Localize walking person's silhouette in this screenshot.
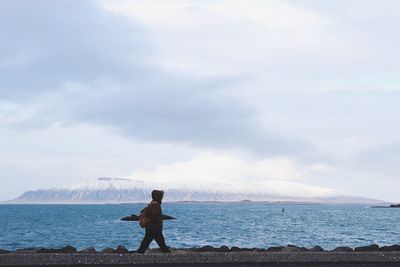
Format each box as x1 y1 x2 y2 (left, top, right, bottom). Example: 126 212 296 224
136 190 171 253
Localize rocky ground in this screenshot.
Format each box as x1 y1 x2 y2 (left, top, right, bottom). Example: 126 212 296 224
1 245 400 266
1 251 400 267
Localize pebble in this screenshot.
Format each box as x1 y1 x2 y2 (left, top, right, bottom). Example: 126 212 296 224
80 247 97 253
354 244 380 252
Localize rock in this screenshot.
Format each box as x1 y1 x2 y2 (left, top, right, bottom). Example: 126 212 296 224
216 246 230 252
0 249 10 254
267 246 284 252
281 245 308 252
121 214 175 221
380 245 400 251
252 248 265 252
15 247 43 253
36 248 53 253
60 245 77 253
332 246 354 252
230 246 241 252
80 247 97 253
197 245 215 252
36 246 76 253
281 247 303 252
355 244 380 252
115 245 129 253
309 245 325 252
121 215 140 221
101 247 115 253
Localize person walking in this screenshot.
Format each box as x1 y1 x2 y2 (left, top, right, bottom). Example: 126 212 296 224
136 190 171 253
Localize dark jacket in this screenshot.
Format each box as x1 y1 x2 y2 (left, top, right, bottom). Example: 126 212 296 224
146 200 163 231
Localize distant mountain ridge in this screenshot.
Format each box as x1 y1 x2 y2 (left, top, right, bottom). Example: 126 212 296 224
8 177 386 204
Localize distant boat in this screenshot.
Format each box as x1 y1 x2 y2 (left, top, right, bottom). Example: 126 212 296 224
390 204 400 208
282 208 285 212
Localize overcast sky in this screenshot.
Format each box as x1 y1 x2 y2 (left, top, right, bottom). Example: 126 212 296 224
1 0 400 202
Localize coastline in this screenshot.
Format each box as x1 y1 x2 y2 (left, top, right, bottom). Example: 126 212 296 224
2 243 400 254
2 244 400 266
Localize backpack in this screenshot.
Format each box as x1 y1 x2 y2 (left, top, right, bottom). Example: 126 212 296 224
139 206 151 228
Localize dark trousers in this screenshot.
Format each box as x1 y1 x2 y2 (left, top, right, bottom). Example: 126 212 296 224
137 228 170 253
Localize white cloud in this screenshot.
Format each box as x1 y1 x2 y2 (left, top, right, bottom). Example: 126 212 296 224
0 0 308 155
101 0 327 31
0 123 199 200
131 153 330 183
209 0 327 32
101 0 333 78
100 0 400 86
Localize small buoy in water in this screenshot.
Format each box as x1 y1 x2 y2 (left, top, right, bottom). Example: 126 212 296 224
282 208 285 212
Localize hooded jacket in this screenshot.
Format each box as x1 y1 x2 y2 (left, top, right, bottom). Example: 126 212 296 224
146 190 164 231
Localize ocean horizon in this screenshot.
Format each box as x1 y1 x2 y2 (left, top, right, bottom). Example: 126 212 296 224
0 200 390 205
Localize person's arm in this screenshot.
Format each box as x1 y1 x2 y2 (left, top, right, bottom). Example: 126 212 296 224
153 204 163 230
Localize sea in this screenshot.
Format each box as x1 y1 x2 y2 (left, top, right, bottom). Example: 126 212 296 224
0 204 399 251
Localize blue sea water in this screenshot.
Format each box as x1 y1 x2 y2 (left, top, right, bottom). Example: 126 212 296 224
0 204 399 251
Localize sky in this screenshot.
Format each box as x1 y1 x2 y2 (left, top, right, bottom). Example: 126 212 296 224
1 0 400 202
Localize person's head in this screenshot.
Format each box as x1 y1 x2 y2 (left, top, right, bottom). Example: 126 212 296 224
151 190 164 203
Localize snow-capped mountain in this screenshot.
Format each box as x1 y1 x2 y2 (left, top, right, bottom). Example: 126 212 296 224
9 177 386 204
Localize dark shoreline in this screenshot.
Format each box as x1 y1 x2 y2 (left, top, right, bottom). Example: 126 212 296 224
1 252 400 267
2 244 400 254
2 245 400 266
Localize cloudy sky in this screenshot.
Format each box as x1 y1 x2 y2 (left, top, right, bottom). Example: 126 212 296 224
1 0 400 202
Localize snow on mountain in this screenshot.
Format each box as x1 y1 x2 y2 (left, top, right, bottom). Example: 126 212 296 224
10 177 386 204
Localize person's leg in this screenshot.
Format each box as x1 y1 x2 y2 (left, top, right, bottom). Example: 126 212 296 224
136 229 154 253
154 231 171 253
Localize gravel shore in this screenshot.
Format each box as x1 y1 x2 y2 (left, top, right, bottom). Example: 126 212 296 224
1 252 400 267
1 244 400 267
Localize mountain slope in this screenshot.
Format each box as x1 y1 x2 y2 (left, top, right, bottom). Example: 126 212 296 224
9 177 386 204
